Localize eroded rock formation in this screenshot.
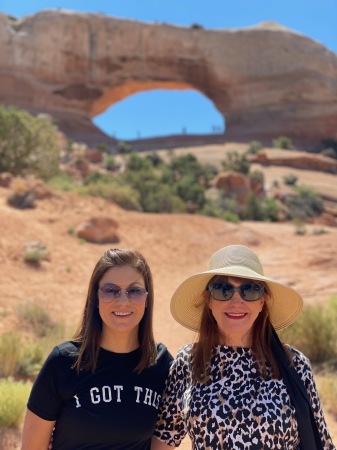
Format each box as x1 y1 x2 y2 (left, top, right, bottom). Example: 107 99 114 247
1 11 337 149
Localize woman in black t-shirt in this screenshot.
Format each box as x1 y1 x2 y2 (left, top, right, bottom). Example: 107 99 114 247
21 248 173 450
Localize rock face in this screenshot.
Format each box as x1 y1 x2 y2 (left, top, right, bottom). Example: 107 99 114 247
251 149 337 173
1 12 337 148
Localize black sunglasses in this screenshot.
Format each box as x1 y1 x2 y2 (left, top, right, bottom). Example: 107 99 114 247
208 282 264 302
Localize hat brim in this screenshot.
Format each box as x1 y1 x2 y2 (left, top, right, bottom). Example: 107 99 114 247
170 266 303 332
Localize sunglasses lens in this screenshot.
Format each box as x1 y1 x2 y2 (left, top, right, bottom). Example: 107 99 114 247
100 285 119 297
127 287 148 301
208 282 263 301
209 282 233 300
241 283 263 301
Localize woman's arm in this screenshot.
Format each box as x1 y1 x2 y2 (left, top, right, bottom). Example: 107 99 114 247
151 436 175 449
21 409 56 450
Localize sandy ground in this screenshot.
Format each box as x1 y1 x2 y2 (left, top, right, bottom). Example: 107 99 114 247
0 160 336 447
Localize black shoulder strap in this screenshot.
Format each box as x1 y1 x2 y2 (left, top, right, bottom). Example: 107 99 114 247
271 328 323 450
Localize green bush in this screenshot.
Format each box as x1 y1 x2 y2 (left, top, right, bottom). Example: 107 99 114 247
0 378 32 428
46 173 76 192
286 185 324 220
174 175 206 209
248 140 263 154
283 174 298 186
16 341 46 378
280 296 337 363
79 181 142 211
23 248 47 265
221 151 250 175
0 106 61 179
104 155 116 171
242 194 265 221
272 136 293 149
321 138 337 152
18 303 57 338
321 147 337 159
0 333 21 378
117 141 133 154
316 373 337 417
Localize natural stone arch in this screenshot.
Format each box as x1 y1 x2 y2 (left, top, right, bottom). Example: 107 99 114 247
0 11 337 149
93 85 225 141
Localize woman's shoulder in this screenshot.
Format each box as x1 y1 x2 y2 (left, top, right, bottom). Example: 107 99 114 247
47 340 80 362
156 342 174 366
284 344 312 370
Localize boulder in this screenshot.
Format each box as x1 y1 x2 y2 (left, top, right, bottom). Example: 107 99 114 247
75 217 119 244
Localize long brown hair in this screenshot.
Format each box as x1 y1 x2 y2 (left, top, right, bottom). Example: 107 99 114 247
191 275 280 382
72 248 156 373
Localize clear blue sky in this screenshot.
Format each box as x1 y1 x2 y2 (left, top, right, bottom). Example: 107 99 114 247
2 0 337 140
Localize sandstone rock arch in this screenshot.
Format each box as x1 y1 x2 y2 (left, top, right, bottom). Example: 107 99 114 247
1 11 337 149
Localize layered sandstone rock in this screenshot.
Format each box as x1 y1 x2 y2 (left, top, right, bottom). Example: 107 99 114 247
251 149 337 173
1 12 337 148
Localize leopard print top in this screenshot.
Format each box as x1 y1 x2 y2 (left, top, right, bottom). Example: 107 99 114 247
154 344 335 449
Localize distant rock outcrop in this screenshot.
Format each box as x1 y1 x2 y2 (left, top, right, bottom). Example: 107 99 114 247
251 149 337 173
1 12 337 148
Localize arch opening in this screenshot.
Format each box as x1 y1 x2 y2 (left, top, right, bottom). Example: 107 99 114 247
93 89 225 141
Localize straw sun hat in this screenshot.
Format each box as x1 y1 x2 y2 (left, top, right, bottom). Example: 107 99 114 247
170 245 303 332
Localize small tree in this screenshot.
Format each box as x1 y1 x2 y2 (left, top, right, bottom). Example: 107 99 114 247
0 106 60 179
272 136 293 150
221 151 250 175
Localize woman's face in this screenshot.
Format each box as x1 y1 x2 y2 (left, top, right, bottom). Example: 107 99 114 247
98 265 147 348
208 276 265 347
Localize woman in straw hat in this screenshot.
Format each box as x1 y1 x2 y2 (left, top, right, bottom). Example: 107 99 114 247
152 245 335 450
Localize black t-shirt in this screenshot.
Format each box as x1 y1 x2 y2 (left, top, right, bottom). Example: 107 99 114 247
27 341 173 449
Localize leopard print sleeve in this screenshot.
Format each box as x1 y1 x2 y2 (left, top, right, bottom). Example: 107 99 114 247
288 346 336 450
154 344 192 447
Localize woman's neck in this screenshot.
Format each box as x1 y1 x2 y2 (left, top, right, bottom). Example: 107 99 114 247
100 330 140 353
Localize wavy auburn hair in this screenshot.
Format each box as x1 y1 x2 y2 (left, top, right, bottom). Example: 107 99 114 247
191 275 281 383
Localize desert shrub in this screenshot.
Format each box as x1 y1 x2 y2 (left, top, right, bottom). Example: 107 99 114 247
249 170 264 184
83 172 113 185
221 151 250 175
248 140 262 154
174 175 206 209
117 141 132 154
286 186 324 220
0 378 32 428
272 135 293 149
170 153 216 182
242 194 265 221
0 106 61 179
16 340 46 378
23 242 49 266
223 211 240 223
79 181 141 211
262 197 281 222
46 173 76 192
141 184 185 213
96 142 109 153
23 248 45 265
315 373 337 417
280 296 337 363
321 147 337 159
321 138 337 152
145 152 163 167
0 333 21 378
126 152 154 171
18 303 57 338
283 174 298 186
104 155 116 171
